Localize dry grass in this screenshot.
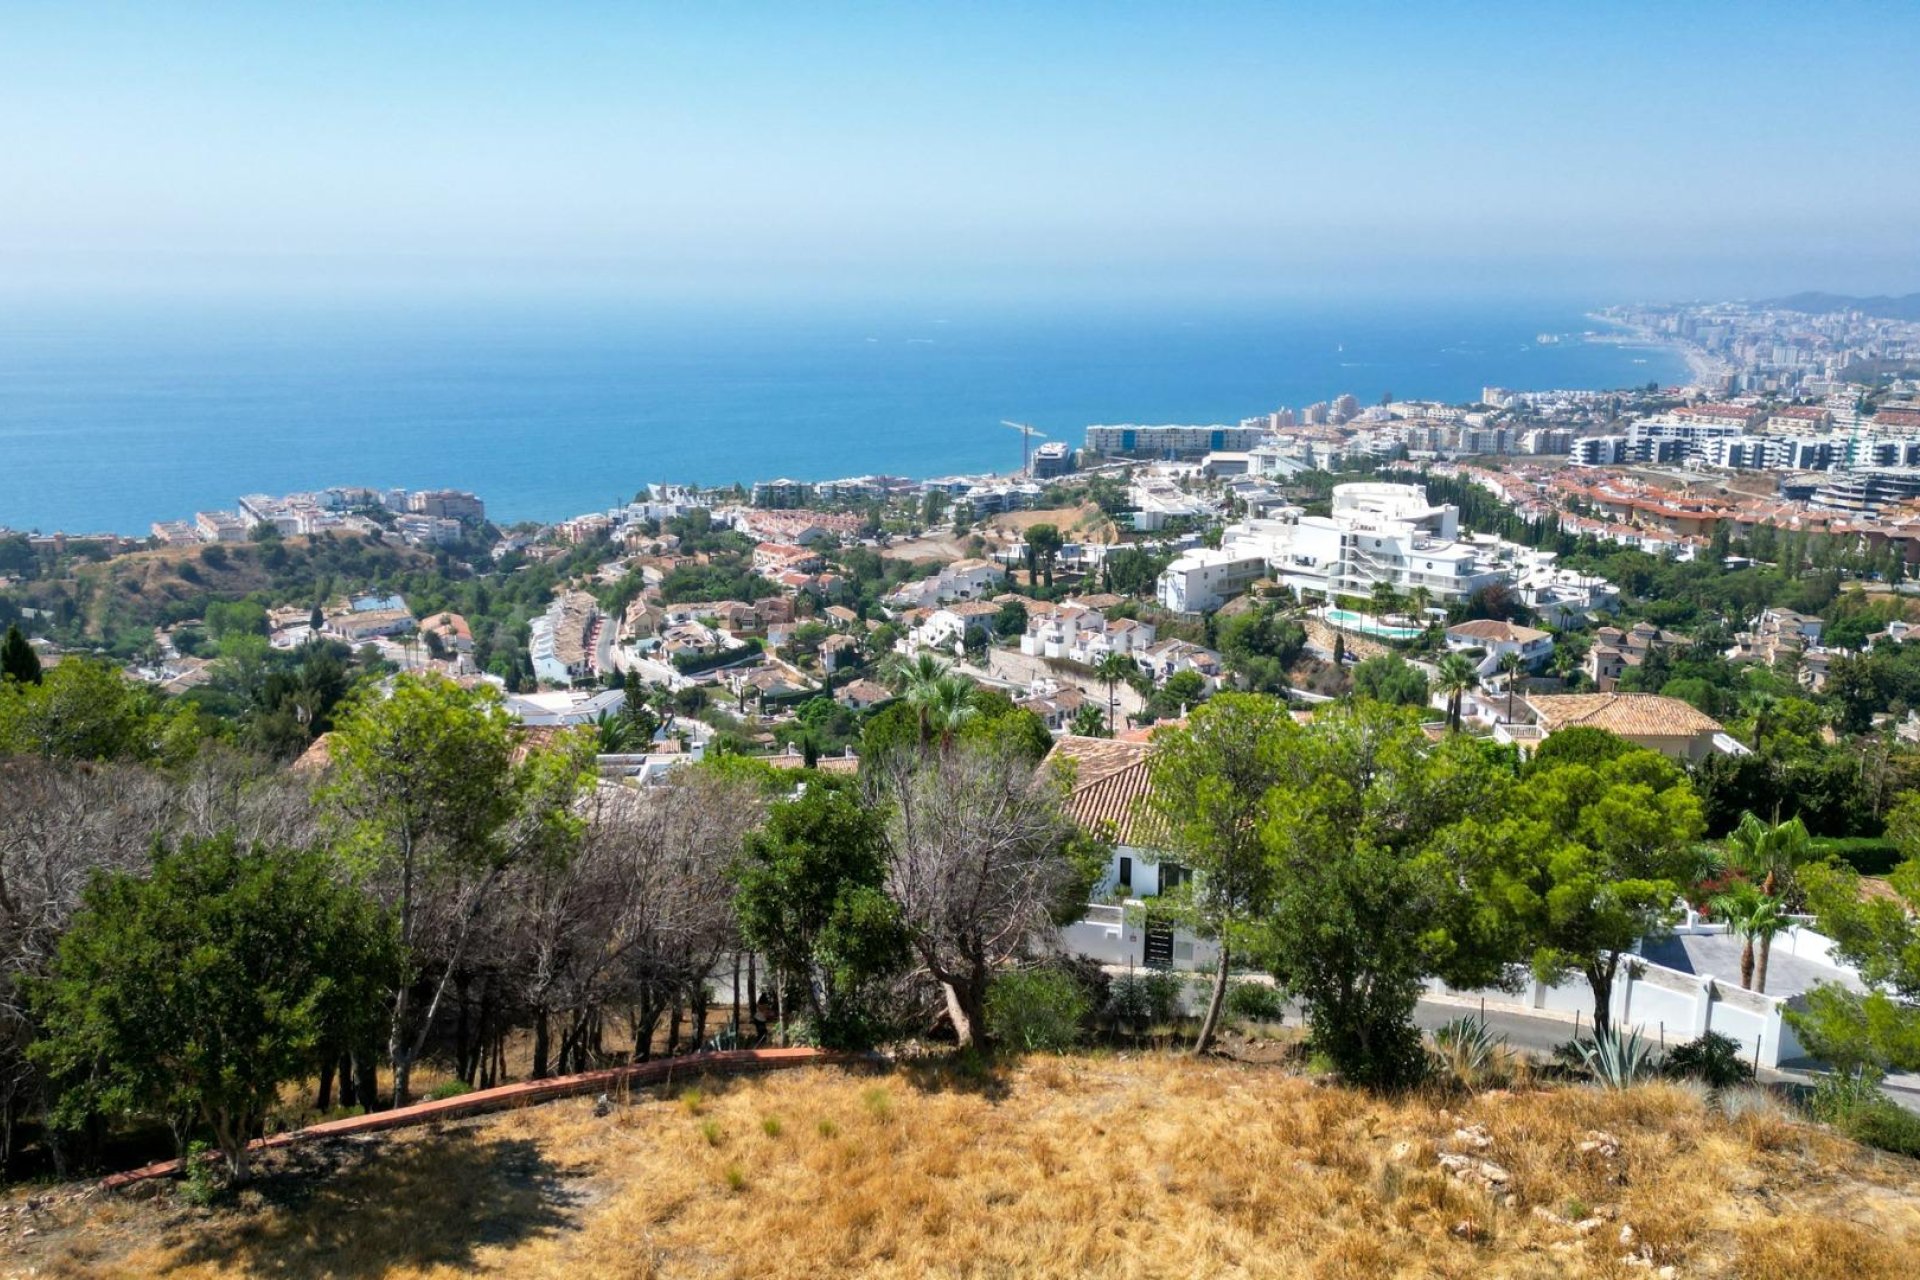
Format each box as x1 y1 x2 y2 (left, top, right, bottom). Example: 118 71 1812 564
10 1055 1920 1278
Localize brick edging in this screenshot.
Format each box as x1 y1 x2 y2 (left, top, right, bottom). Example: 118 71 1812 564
101 1046 870 1190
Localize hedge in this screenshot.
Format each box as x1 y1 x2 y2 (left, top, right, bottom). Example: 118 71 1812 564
1810 836 1903 877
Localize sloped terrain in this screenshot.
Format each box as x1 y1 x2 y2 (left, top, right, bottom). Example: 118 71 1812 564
6 1054 1920 1278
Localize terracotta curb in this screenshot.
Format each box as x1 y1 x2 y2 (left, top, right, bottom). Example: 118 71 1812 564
101 1046 870 1190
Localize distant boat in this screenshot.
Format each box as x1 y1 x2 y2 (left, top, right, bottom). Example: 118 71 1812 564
1535 333 1562 344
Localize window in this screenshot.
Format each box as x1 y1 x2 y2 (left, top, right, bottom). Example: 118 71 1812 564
1160 862 1191 892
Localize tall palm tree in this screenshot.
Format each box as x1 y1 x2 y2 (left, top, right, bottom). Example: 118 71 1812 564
1497 650 1525 722
1434 652 1479 732
1707 881 1788 991
1408 585 1433 621
1094 651 1135 736
1725 809 1812 990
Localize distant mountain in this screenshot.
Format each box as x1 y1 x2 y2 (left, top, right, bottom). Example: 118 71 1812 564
1764 291 1920 321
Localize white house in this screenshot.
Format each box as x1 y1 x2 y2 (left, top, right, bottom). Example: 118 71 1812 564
886 558 1007 609
1155 549 1267 614
1443 618 1555 679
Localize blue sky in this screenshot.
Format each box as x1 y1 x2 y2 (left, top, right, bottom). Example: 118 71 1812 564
3 1 1917 303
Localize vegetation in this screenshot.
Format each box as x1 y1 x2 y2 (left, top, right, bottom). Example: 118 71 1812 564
29 835 395 1180
12 1058 1920 1278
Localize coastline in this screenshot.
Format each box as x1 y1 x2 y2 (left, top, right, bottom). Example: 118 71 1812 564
1581 311 1727 389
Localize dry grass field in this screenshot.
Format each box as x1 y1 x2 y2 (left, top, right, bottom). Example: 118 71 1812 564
8 1053 1920 1279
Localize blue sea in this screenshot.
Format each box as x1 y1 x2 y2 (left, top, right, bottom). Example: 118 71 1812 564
0 299 1684 535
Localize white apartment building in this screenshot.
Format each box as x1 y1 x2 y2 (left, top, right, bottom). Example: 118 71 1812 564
1019 604 1157 664
1155 549 1268 615
1215 482 1506 606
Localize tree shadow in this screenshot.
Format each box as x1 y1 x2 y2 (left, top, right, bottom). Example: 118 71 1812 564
895 1052 1012 1102
158 1130 589 1278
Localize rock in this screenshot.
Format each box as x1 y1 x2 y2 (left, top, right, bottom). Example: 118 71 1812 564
1530 1205 1565 1226
1388 1140 1414 1162
1450 1219 1481 1241
1573 1217 1605 1235
1436 1152 1509 1190
1452 1124 1493 1150
1578 1129 1623 1158
1619 1224 1638 1248
593 1092 613 1118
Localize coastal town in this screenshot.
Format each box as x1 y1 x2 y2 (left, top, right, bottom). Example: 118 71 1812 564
6 293 1920 1057
6 298 1918 750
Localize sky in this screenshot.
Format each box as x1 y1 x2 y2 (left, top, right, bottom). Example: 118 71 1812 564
3 1 1918 306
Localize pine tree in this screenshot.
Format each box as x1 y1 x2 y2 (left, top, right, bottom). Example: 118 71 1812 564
1 624 42 686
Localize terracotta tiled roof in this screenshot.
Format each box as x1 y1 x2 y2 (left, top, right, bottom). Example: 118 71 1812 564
1045 737 1159 846
1447 619 1551 645
1526 693 1724 739
1046 735 1153 788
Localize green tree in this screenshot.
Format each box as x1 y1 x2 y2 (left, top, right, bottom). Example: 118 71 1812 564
733 779 908 1048
1791 855 1920 1073
0 658 202 765
322 675 585 1105
1144 694 1299 1054
1707 880 1786 991
1514 749 1705 1033
1722 809 1813 991
1025 524 1065 589
1094 651 1135 735
1433 652 1479 731
0 625 41 687
1497 650 1525 722
29 835 396 1180
1349 652 1429 708
1069 702 1109 737
1259 705 1531 1086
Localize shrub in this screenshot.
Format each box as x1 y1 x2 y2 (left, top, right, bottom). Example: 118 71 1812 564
1430 1015 1506 1085
428 1079 474 1101
1808 837 1902 877
987 967 1090 1052
1808 1068 1920 1158
1224 980 1285 1024
1560 1026 1661 1089
1105 970 1187 1025
1663 1031 1755 1089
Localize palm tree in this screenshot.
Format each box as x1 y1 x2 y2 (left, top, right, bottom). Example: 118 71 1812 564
1369 579 1402 622
891 653 952 745
1434 652 1479 732
1707 881 1789 991
592 709 645 754
924 673 979 748
1069 702 1109 738
1725 809 1812 991
1408 585 1433 622
1497 650 1525 722
1094 651 1135 735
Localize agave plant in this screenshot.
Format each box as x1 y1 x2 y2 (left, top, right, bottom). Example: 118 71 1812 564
1566 1026 1662 1089
1430 1015 1507 1083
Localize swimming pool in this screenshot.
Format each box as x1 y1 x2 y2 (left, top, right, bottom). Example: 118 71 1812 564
1322 608 1424 641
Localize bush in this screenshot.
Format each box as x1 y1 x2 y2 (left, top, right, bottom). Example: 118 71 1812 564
1559 1026 1661 1089
1107 970 1188 1025
988 967 1090 1052
1808 1068 1920 1158
1808 837 1902 877
1663 1031 1755 1089
1430 1015 1506 1085
1224 980 1285 1024
428 1079 474 1101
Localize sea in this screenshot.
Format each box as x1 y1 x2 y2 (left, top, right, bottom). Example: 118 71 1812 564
0 299 1685 535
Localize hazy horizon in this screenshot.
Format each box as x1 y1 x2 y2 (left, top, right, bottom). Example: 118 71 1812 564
4 2 1917 306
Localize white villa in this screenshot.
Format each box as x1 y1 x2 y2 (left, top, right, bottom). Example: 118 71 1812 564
1020 603 1158 665
1216 482 1508 607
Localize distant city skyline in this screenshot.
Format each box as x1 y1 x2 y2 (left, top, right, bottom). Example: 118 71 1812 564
2 2 1918 303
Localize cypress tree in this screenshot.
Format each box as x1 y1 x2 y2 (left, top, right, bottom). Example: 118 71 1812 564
1 624 42 685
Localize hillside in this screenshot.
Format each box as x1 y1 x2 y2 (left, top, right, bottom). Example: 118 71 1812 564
7 1055 1918 1278
7 534 443 647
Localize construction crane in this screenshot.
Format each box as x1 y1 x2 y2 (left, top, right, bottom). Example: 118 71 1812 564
1001 420 1047 474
